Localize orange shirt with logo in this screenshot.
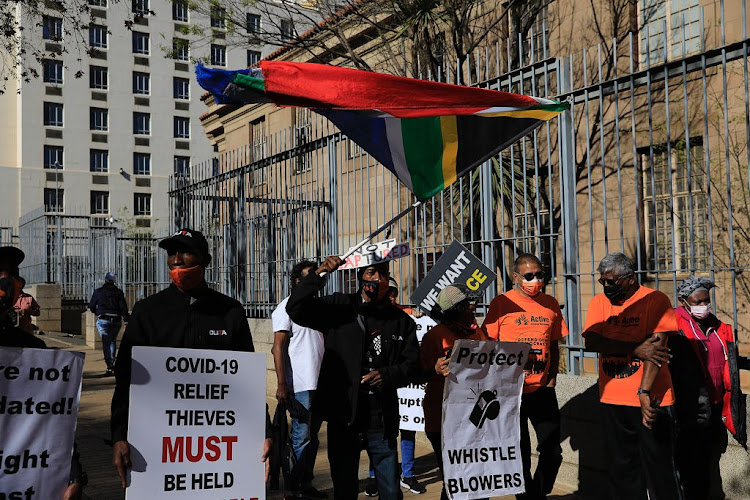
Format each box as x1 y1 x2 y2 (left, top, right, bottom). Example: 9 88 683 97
582 285 677 407
420 323 485 433
481 289 569 393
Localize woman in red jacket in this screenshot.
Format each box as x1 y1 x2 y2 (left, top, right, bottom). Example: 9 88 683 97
670 276 749 500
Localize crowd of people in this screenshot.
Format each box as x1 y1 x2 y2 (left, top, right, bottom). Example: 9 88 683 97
1 228 748 500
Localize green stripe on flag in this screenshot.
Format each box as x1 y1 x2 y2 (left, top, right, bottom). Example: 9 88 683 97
400 117 446 200
232 73 266 93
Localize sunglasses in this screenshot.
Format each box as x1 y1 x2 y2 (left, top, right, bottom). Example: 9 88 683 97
598 274 631 287
517 271 545 281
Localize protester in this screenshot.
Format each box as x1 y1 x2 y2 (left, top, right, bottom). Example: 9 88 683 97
670 275 749 499
366 277 427 496
13 276 40 334
110 229 272 489
0 246 87 499
420 284 486 500
89 272 129 375
582 252 682 499
271 259 327 499
287 257 420 500
481 253 568 500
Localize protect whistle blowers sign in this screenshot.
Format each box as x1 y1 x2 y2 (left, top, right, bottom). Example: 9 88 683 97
126 347 266 499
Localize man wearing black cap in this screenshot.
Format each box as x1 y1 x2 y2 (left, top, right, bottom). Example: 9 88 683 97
1 246 88 498
89 272 130 375
287 257 420 500
110 228 272 489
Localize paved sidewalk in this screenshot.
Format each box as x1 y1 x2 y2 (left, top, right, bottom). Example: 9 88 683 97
47 336 579 500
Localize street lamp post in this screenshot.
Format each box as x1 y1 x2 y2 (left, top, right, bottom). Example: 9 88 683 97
53 161 62 284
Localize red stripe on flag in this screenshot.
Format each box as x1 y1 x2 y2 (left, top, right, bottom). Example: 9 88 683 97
259 61 539 117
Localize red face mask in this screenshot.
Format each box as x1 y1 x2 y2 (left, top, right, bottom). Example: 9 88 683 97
169 265 205 291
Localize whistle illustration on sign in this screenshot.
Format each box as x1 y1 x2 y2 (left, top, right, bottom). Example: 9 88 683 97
469 389 500 428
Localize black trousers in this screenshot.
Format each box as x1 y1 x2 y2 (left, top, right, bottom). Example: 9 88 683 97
601 403 683 500
675 403 727 500
517 387 563 500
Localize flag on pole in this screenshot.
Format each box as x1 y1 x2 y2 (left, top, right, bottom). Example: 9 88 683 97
197 61 568 201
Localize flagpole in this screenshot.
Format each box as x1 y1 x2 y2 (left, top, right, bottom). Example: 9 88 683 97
319 200 421 276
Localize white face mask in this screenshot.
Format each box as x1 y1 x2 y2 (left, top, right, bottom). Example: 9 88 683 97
688 304 711 320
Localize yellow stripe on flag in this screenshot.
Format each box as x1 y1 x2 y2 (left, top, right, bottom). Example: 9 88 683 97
440 115 459 187
476 109 562 120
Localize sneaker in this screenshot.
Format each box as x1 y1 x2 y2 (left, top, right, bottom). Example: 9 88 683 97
364 477 378 497
400 476 426 494
300 486 328 499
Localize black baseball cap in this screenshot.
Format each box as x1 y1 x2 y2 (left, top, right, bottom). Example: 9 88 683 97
0 246 24 273
158 229 210 257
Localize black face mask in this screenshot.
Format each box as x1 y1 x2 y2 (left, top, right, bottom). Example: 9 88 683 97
603 284 626 303
0 276 21 325
362 279 381 300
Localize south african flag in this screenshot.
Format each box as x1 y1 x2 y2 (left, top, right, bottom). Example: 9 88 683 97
197 61 568 201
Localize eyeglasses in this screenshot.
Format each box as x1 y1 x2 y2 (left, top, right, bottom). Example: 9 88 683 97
598 274 631 287
517 271 545 281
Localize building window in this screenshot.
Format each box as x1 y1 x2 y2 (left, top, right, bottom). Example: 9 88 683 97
89 65 108 89
280 19 294 41
247 50 261 67
640 0 700 65
88 0 107 6
89 24 107 49
90 107 108 131
132 31 149 55
173 38 189 61
642 138 708 272
174 117 190 139
43 102 63 127
44 188 64 213
43 16 63 40
44 146 64 169
134 193 152 216
172 0 188 21
90 149 109 172
210 6 226 28
247 13 261 34
43 60 63 84
133 112 150 135
133 152 151 175
90 191 109 215
132 0 149 15
174 156 190 177
210 44 226 67
133 72 150 95
250 117 266 158
173 77 189 99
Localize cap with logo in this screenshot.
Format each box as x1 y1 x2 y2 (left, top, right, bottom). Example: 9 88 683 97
0 246 25 274
158 229 210 257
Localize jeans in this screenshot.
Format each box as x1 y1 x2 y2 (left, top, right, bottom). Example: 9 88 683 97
95 317 120 369
289 390 322 489
368 429 416 478
328 425 403 500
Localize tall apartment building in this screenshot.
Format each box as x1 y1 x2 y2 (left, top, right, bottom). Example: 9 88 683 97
0 0 289 236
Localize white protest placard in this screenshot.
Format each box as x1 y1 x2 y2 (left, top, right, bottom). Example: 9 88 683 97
338 239 410 270
442 340 528 499
126 347 266 500
398 315 436 431
0 347 84 500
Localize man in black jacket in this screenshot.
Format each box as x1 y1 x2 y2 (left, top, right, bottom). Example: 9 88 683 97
287 256 420 500
89 272 129 375
110 229 272 489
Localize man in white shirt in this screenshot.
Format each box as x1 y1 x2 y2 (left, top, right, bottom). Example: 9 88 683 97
272 260 326 499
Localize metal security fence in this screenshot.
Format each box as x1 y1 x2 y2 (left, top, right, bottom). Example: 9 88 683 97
170 2 750 374
18 208 170 304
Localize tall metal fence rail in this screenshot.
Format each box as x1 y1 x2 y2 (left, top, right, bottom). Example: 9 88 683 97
170 3 750 374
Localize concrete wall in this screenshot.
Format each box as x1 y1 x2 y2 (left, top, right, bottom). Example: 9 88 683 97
26 283 61 332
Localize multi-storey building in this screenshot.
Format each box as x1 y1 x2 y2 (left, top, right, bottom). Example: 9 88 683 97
0 0 289 236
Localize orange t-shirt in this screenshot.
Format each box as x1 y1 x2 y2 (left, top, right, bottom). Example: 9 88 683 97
582 286 677 407
481 289 569 393
420 323 485 433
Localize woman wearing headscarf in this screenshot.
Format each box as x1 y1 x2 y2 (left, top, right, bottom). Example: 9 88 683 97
420 284 486 500
670 276 749 499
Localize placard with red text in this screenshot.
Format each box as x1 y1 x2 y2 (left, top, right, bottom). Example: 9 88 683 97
126 346 265 500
